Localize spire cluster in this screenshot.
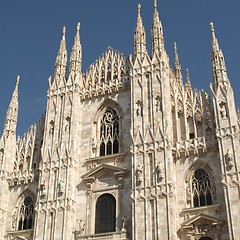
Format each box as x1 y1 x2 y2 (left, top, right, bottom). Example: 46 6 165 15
51 23 82 90
134 0 165 61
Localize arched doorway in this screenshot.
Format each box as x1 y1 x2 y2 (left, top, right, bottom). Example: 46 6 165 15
95 194 116 234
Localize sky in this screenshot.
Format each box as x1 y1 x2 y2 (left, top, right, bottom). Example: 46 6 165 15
0 0 240 136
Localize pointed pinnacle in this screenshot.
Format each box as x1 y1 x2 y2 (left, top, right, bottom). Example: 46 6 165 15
186 68 190 79
174 42 180 67
63 26 66 36
16 75 20 86
154 0 157 8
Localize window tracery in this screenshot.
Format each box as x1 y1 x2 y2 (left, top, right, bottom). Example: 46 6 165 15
190 168 213 207
17 196 35 230
99 108 120 156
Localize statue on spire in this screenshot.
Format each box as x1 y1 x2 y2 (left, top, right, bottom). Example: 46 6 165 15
70 22 82 74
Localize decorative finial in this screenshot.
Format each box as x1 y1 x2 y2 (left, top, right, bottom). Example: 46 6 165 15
16 75 20 85
210 22 214 33
138 3 141 14
63 26 66 35
77 22 80 32
154 0 157 8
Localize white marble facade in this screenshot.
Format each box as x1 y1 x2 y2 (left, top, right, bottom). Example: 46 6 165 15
0 1 240 240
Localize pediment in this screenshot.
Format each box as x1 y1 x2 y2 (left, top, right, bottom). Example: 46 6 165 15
82 164 127 182
181 213 224 229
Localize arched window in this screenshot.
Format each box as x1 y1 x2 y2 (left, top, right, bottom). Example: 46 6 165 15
191 169 213 207
18 196 35 230
99 107 120 156
95 194 116 234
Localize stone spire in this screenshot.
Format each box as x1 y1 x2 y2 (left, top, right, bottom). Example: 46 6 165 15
54 26 67 81
151 0 164 57
70 22 82 74
3 75 20 135
210 22 229 88
174 42 183 84
134 3 147 61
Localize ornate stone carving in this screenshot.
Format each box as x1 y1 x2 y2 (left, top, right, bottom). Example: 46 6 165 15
77 219 86 235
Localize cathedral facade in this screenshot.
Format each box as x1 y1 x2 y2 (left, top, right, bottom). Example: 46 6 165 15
0 1 240 240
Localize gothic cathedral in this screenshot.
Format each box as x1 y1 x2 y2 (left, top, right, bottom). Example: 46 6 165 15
0 1 239 240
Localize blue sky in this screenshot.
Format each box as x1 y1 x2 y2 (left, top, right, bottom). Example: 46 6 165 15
0 0 240 136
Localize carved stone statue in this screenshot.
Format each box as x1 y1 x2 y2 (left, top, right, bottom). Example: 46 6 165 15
186 186 191 203
58 180 64 194
49 120 54 135
136 165 143 185
40 180 47 196
12 212 17 230
0 149 3 162
91 138 97 153
220 103 227 119
155 97 161 112
225 149 234 169
65 116 71 131
121 215 128 231
136 101 142 117
155 165 163 182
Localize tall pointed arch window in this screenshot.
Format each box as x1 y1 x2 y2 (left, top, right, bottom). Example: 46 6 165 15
18 196 35 230
191 168 213 207
99 107 120 156
95 194 116 234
